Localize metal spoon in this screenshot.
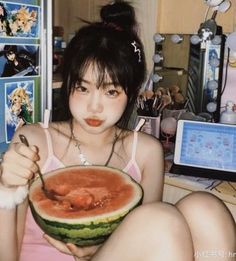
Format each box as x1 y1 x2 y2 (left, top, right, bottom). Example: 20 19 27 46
19 134 62 201
19 135 107 211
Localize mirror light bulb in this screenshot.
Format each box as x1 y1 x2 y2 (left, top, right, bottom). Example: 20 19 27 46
207 80 218 90
171 34 183 44
209 57 220 67
207 102 217 112
212 35 222 45
153 33 165 43
190 35 202 45
151 73 163 83
152 54 163 63
226 32 236 52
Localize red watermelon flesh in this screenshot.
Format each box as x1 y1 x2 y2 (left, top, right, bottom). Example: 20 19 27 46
31 168 135 218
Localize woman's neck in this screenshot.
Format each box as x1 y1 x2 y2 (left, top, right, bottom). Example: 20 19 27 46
71 120 118 147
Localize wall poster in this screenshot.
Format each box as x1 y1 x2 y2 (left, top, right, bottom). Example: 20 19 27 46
0 0 41 155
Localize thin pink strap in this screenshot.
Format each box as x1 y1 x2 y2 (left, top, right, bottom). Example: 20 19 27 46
43 129 54 156
131 131 138 160
42 109 50 128
38 123 54 156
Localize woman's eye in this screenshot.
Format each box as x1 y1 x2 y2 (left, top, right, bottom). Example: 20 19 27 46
106 89 119 97
75 86 88 93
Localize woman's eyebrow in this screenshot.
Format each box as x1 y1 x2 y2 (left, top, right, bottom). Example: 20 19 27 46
80 79 90 84
102 82 116 87
80 78 117 87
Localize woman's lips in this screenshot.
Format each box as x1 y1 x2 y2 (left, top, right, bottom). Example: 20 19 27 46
85 118 103 127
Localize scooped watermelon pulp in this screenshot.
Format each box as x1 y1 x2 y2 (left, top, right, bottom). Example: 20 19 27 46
29 165 143 246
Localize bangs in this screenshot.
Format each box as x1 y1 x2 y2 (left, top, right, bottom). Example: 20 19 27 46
66 34 131 93
70 57 126 91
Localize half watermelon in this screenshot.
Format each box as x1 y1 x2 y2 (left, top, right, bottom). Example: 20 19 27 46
29 165 143 246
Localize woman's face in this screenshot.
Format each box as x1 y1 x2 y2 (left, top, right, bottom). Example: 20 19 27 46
69 64 128 134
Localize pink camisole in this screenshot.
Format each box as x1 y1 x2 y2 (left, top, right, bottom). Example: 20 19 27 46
20 127 141 261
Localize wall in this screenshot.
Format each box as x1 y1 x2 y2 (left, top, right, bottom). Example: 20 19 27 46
156 0 236 34
53 0 157 74
221 64 236 108
53 0 110 43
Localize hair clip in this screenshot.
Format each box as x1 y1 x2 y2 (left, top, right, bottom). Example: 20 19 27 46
131 41 141 63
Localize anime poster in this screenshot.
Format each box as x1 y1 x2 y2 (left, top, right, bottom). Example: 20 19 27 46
0 1 40 38
0 44 39 77
5 79 34 142
0 0 42 156
202 42 221 114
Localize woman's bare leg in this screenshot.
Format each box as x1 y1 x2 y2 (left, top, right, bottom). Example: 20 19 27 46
176 192 236 261
92 202 194 261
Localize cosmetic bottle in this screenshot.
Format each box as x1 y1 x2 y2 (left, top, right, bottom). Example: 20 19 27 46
220 101 236 124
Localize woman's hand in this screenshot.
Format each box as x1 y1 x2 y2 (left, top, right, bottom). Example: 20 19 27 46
43 234 101 260
1 142 39 187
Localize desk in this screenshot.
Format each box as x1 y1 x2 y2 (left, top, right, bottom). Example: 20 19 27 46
163 173 236 221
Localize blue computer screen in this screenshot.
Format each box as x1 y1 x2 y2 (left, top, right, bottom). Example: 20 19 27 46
180 122 236 171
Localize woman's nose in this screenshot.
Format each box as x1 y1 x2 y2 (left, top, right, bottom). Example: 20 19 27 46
87 91 103 113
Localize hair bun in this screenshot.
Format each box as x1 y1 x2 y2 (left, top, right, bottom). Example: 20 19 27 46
100 1 137 32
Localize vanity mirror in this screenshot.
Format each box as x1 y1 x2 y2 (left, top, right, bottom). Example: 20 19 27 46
152 32 225 122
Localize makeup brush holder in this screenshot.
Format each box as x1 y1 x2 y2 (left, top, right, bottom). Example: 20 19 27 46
137 116 161 139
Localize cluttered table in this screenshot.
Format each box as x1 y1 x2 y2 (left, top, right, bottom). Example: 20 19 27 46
163 157 236 221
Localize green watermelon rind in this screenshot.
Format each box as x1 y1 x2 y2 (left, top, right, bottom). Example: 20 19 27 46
29 165 143 246
30 201 134 246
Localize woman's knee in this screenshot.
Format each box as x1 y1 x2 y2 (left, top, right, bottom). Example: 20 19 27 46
176 191 234 220
126 202 192 240
129 202 183 223
125 202 194 258
96 203 194 261
176 191 236 244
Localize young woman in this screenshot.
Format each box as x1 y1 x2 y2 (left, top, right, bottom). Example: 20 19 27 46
0 1 235 261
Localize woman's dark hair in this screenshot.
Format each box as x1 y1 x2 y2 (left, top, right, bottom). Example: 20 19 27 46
59 1 146 128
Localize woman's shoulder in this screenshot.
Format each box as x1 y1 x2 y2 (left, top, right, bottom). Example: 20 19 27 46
11 121 70 166
136 131 163 150
135 131 164 166
12 122 44 143
120 129 163 159
12 121 70 145
120 129 162 148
